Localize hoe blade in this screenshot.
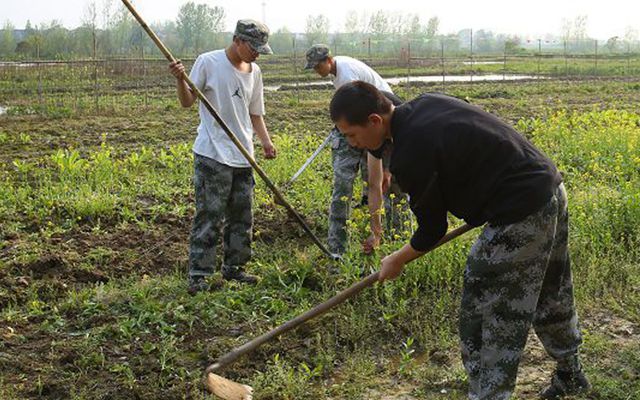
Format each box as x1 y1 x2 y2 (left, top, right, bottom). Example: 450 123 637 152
205 373 253 400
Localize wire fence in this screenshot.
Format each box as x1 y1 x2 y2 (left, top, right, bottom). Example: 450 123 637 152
1 39 639 116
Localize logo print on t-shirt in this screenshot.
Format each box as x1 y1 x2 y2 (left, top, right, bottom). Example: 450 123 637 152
232 87 243 99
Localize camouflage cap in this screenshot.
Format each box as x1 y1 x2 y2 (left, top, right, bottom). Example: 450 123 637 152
235 19 273 55
304 44 331 69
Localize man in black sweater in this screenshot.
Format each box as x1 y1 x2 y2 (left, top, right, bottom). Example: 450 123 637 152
329 81 590 399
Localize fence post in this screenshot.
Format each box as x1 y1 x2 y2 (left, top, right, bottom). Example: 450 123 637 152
503 42 507 81
37 42 43 113
293 36 299 103
93 34 99 114
594 39 598 76
441 39 445 92
407 40 411 88
627 42 631 75
537 38 541 82
142 45 148 107
469 28 473 83
564 40 568 77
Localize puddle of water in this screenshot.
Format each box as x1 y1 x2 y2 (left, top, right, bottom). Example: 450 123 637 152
463 61 504 65
266 74 541 91
386 74 539 84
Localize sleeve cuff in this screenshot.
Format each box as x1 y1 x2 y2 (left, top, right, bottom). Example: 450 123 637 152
410 232 440 252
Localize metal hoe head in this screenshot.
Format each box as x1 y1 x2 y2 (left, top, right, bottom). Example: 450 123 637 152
205 372 253 400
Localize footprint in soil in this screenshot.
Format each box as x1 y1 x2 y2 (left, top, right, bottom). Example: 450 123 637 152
25 255 67 278
17 255 109 283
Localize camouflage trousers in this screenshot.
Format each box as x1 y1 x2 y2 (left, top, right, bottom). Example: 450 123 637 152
328 128 408 254
460 183 583 400
189 154 253 279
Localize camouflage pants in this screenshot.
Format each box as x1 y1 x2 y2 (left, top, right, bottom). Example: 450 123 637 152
460 183 583 400
327 129 407 254
189 154 253 279
328 128 367 254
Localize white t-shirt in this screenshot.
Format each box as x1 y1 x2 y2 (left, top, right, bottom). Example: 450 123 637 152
332 56 392 93
189 49 265 168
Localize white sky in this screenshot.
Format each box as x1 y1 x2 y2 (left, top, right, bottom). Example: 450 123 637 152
3 0 639 39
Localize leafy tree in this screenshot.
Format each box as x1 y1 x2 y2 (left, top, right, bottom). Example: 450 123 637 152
503 35 522 54
0 21 16 57
40 20 71 59
269 26 293 54
342 10 369 50
108 4 135 55
605 36 619 53
305 14 329 46
176 2 226 54
474 29 496 53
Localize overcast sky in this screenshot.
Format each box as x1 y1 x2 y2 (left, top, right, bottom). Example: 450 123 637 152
3 0 639 39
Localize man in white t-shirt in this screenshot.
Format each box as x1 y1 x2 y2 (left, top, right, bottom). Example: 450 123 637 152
304 44 407 256
169 20 276 294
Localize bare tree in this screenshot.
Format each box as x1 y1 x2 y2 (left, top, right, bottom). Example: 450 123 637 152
344 10 359 35
405 14 423 40
573 15 588 42
81 1 99 57
560 17 572 43
367 10 389 40
624 26 638 45
388 12 405 37
426 16 440 39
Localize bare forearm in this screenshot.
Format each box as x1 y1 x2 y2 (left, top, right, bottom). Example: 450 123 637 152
393 242 426 264
378 242 426 282
176 78 196 107
251 114 276 159
168 60 196 107
368 186 383 237
251 114 270 144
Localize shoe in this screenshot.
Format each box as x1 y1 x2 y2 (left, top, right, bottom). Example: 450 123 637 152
222 266 258 285
540 368 591 399
188 277 209 295
187 276 223 295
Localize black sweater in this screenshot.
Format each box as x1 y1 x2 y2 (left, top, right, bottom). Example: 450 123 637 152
389 94 562 251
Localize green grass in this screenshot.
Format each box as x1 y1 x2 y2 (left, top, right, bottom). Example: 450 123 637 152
1 78 639 399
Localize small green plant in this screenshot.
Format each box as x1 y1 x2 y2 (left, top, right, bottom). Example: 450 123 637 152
399 336 416 376
18 132 32 144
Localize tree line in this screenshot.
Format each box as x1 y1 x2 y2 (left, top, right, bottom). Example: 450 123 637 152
0 1 638 60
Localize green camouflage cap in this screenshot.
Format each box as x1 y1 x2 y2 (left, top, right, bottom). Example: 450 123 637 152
235 19 273 55
304 44 330 69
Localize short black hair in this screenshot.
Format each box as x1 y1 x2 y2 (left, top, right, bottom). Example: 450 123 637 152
330 81 392 125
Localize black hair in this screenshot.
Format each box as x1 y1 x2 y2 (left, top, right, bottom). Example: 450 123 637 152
330 81 392 125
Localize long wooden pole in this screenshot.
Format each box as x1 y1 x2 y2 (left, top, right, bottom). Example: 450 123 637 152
121 0 335 259
206 223 475 373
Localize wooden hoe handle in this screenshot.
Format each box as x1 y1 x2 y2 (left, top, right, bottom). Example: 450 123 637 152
206 223 474 373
